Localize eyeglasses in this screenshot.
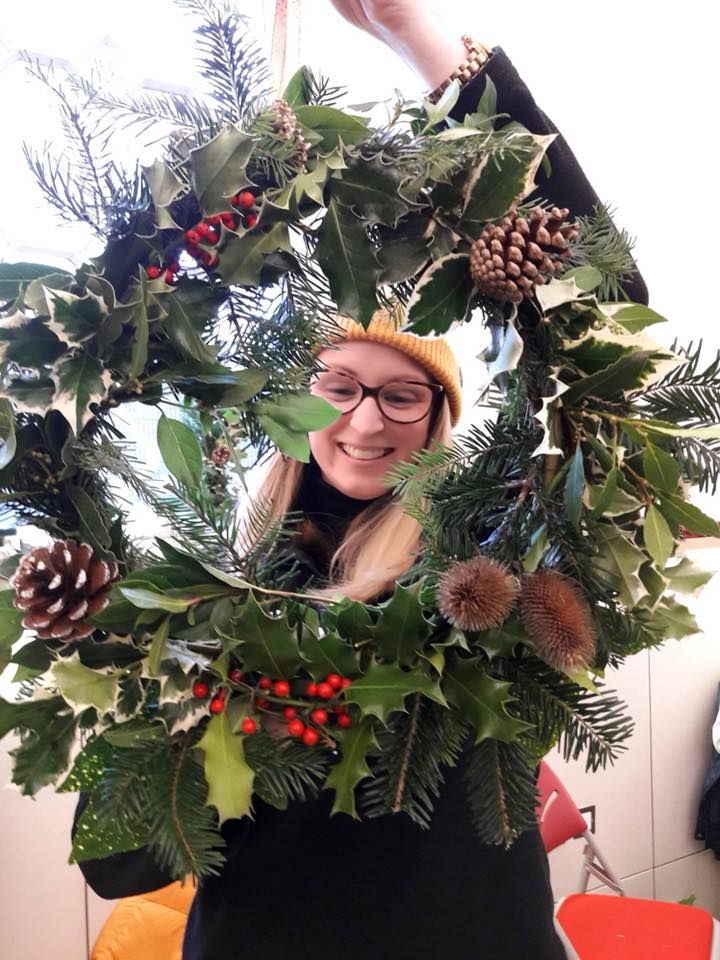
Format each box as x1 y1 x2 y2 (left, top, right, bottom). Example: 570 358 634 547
310 370 444 424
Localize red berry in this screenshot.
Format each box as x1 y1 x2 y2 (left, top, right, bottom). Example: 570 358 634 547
283 705 296 720
255 697 270 709
220 212 235 228
146 265 161 279
244 213 258 229
192 680 210 699
163 268 175 284
287 718 305 737
333 705 347 716
302 727 319 746
205 228 220 244
340 677 352 689
240 717 257 734
337 713 352 728
272 680 290 698
207 214 222 225
325 673 343 691
216 686 227 700
310 708 328 725
195 221 210 238
185 229 200 245
235 190 255 210
305 682 318 697
316 682 334 700
200 251 219 268
209 698 225 714
229 668 244 683
258 677 272 690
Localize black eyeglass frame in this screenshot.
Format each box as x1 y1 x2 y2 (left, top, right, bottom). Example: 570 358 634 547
311 370 445 424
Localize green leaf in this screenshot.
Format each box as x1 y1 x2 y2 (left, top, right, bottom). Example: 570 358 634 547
0 590 24 672
196 699 255 824
142 158 185 210
463 134 553 221
222 591 302 677
643 443 679 494
443 658 530 744
342 660 447 725
50 353 111 435
405 254 474 335
119 586 192 613
157 414 203 488
293 105 369 152
127 293 149 378
373 582 433 666
155 363 270 406
335 601 374 642
190 126 254 215
9 710 78 795
332 153 415 228
0 398 17 470
657 494 720 537
563 446 585 527
597 302 668 333
588 467 619 520
217 222 294 287
593 524 648 607
255 393 340 462
560 266 603 292
315 198 381 329
49 651 121 715
585 480 642 517
300 627 360 681
0 262 72 300
654 596 700 640
162 294 218 366
282 66 310 107
664 556 714 596
70 790 147 862
561 351 657 405
324 715 377 819
618 418 720 441
46 289 107 348
101 719 167 748
522 524 549 572
535 277 585 312
147 616 171 677
66 486 111 551
377 234 430 285
0 694 68 741
644 503 674 568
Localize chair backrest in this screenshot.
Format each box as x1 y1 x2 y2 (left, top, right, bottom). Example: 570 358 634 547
536 761 590 853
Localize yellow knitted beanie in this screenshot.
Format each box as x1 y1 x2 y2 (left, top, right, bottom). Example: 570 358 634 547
318 307 463 426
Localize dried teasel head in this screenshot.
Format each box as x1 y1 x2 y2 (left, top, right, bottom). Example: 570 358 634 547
436 555 518 632
519 569 595 672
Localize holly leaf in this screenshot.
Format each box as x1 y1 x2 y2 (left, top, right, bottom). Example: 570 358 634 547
644 503 674 568
217 222 293 287
293 105 369 152
0 262 72 300
196 699 255 824
50 354 112 436
563 445 585 527
332 153 416 228
9 709 78 795
143 158 185 220
0 694 68 740
342 660 447 725
299 627 360 680
162 293 219 366
222 591 302 676
664 556 714 596
561 351 657 405
157 413 203 488
657 494 720 537
46 288 107 348
190 126 254 215
593 524 648 607
324 715 377 819
373 582 433 666
443 658 530 744
0 589 24 672
463 134 554 221
0 377 55 416
315 198 381 329
654 596 701 640
335 600 374 642
643 443 680 494
597 302 667 334
475 620 526 660
405 254 474 335
0 399 17 470
49 651 122 715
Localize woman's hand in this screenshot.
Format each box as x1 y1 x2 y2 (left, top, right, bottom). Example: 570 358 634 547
326 0 473 91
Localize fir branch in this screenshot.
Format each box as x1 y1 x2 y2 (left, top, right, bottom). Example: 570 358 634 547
511 659 634 772
462 739 538 847
671 436 720 495
243 730 329 808
566 203 638 302
358 698 469 828
303 67 347 108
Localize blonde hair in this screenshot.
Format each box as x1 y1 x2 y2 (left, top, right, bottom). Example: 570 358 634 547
244 396 454 603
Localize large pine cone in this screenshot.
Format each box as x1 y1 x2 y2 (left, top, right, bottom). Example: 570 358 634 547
469 204 579 303
269 98 309 170
10 540 119 641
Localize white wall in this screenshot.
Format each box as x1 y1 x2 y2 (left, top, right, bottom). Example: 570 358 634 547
1 2 719 957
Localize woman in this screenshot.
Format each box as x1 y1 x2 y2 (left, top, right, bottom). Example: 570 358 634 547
76 3 647 957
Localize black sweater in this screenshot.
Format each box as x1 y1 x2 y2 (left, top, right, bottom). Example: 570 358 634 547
74 48 649 958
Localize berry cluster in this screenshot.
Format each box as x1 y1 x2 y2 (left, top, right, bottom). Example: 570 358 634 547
191 669 353 747
145 191 260 281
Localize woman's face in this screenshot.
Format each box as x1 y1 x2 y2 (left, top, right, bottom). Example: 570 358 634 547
308 340 437 500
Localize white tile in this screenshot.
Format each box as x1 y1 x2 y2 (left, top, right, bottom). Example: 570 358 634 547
0 736 88 960
654 850 720 918
650 626 720 865
545 650 653 897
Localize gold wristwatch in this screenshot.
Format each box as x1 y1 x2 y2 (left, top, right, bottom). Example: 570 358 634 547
427 35 492 104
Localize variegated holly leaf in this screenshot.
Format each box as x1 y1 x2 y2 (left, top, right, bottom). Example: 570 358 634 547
342 660 447 724
593 524 648 607
664 557 714 596
463 133 555 221
405 253 474 335
373 582 433 666
531 371 569 457
443 657 530 744
49 651 122 716
0 399 17 470
46 288 108 348
324 715 378 818
50 354 112 435
197 698 255 824
654 596 701 640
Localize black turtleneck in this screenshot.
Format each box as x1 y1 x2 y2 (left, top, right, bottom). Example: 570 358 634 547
293 455 382 547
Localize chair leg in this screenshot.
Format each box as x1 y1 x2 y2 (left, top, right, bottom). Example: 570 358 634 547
553 912 580 960
580 829 625 895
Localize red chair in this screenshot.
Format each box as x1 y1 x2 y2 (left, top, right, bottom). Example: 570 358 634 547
536 761 720 959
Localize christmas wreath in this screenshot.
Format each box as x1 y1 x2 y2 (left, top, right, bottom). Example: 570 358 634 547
1 1 719 882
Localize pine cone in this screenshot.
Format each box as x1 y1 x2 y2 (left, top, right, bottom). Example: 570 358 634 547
9 540 119 641
269 98 309 170
469 204 579 303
